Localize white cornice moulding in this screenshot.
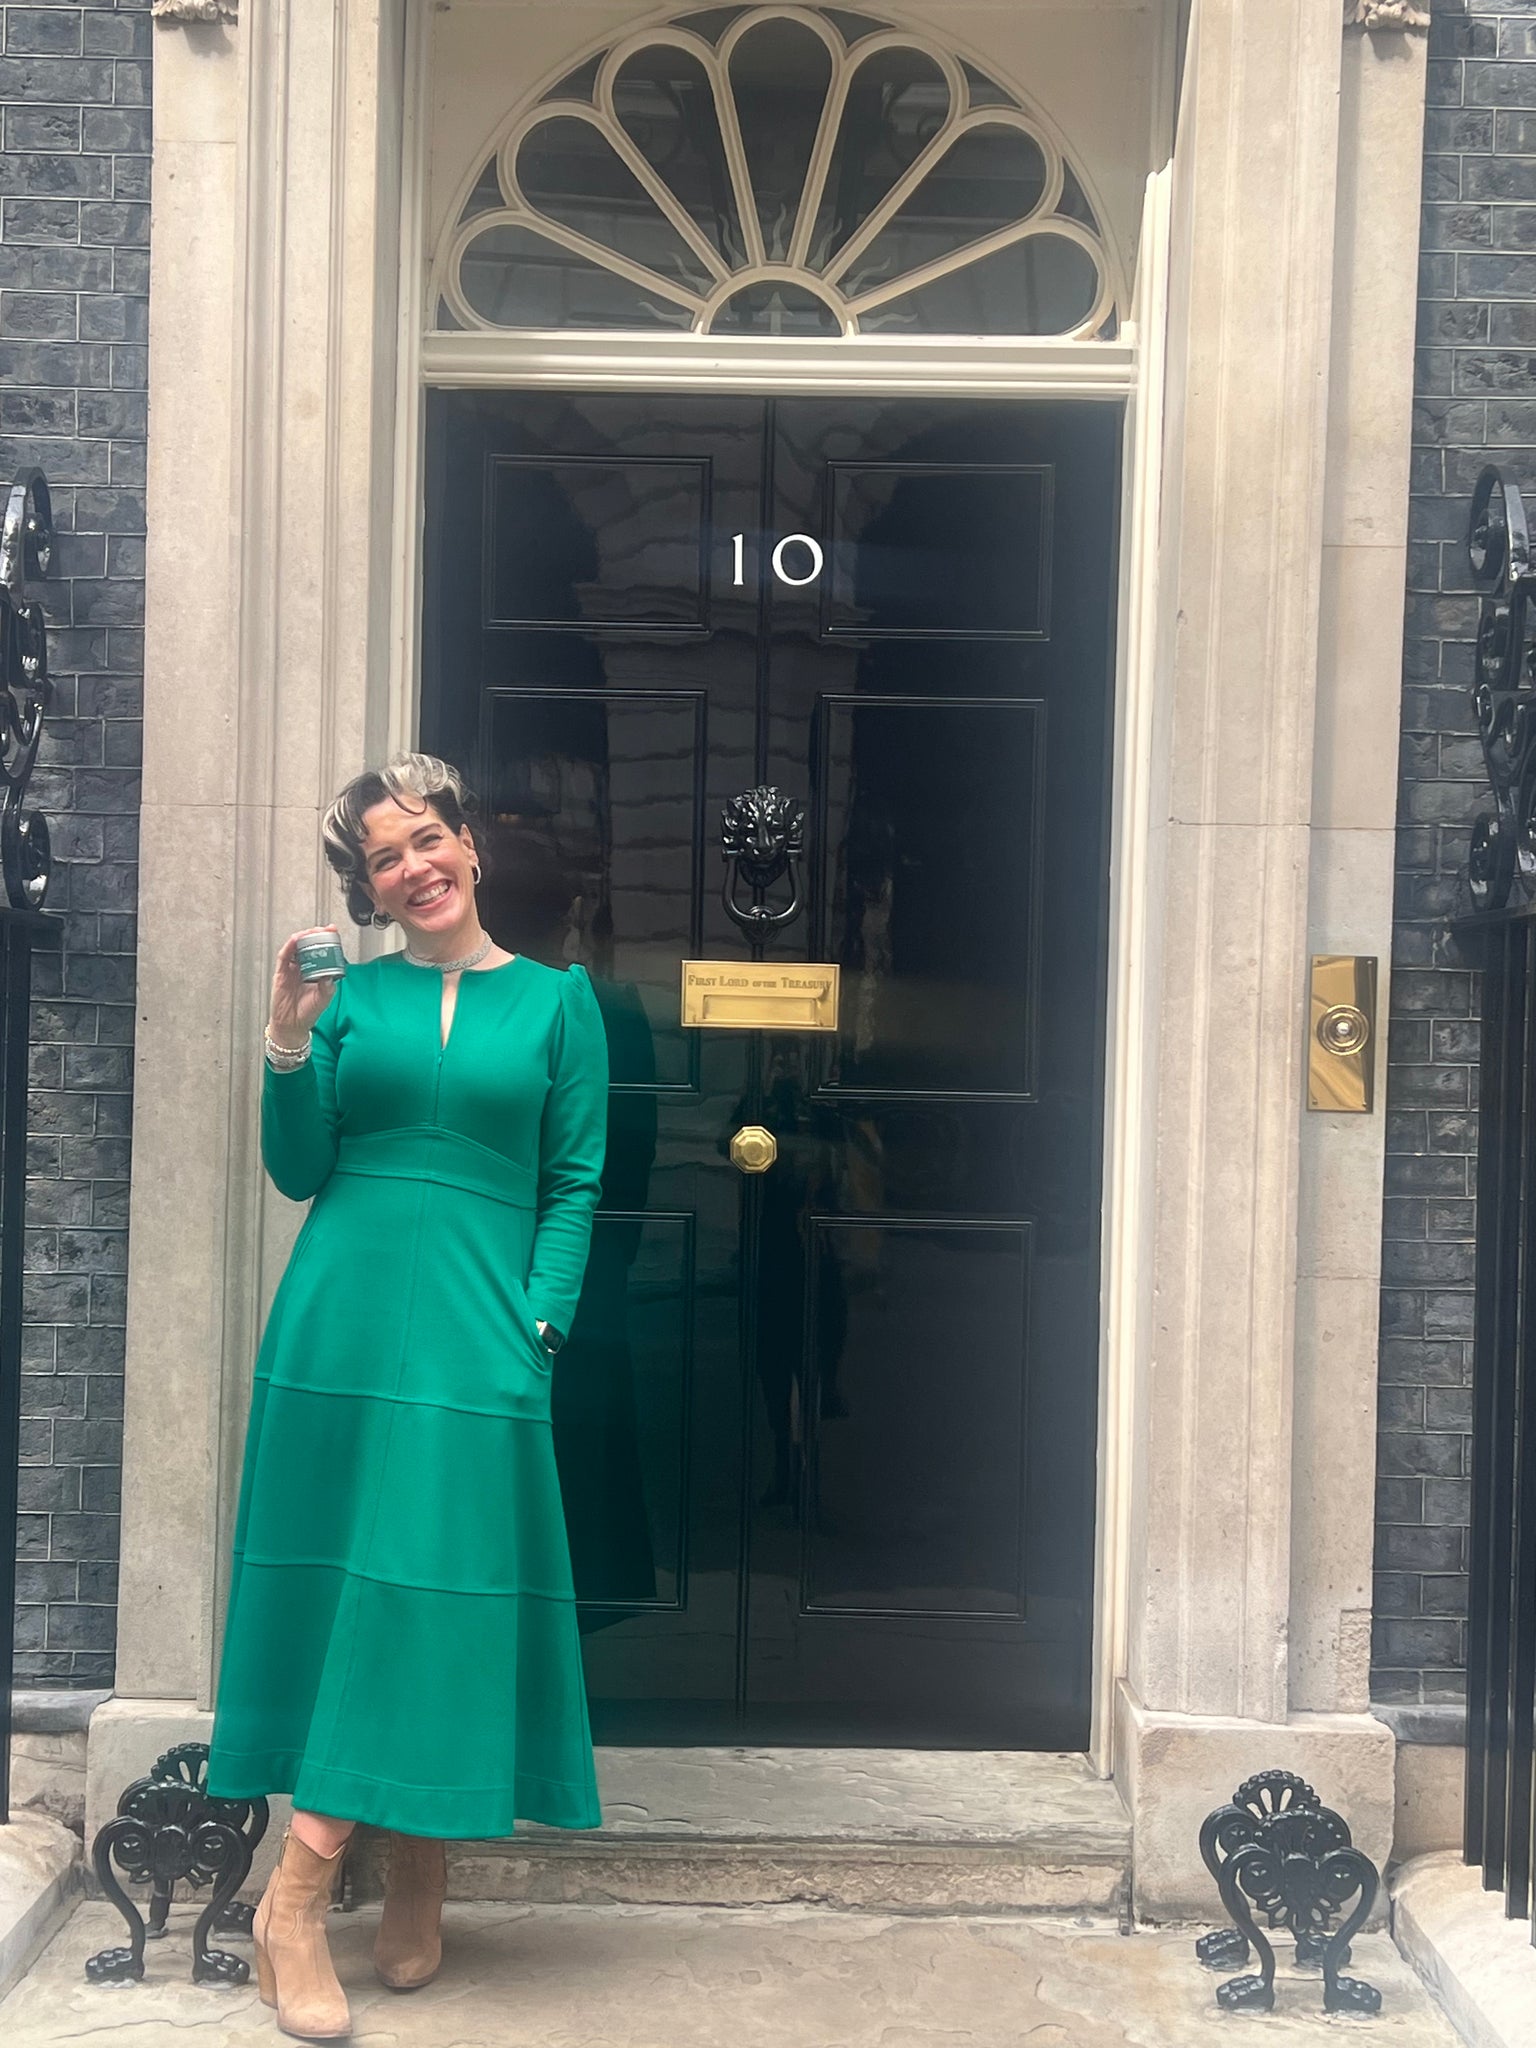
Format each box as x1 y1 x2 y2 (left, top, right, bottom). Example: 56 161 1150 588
421 329 1137 397
153 0 238 23
1343 0 1429 29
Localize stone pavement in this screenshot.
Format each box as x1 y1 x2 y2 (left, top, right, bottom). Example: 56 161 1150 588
0 1896 1463 2048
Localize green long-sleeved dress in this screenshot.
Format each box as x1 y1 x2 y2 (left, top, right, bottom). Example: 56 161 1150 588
204 952 608 1838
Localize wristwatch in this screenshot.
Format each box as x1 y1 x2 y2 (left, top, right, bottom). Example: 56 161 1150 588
535 1319 566 1357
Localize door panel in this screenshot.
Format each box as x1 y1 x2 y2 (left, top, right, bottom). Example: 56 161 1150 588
422 389 1118 1747
802 1219 1031 1618
823 464 1052 638
817 694 1043 1096
483 455 714 629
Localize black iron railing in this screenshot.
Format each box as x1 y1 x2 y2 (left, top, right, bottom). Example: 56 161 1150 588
1459 466 1536 1939
1461 909 1536 1933
0 470 57 1825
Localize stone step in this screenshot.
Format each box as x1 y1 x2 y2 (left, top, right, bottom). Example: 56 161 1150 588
348 1749 1131 1916
4 1898 1465 2048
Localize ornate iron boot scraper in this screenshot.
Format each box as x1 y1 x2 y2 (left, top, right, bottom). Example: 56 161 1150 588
1196 1770 1383 2015
87 1741 268 1984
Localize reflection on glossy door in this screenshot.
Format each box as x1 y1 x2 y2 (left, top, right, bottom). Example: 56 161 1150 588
422 391 1119 1745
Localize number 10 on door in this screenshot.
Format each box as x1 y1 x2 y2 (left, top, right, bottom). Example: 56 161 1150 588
731 532 825 589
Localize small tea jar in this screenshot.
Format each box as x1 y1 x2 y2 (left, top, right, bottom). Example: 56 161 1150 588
294 928 348 983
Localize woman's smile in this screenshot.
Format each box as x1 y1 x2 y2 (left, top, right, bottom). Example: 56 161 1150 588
407 877 454 911
388 857 464 932
396 865 465 936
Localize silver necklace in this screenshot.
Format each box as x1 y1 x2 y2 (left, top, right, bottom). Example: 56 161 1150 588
402 932 495 973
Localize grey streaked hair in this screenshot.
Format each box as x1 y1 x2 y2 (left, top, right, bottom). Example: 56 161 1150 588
322 752 483 928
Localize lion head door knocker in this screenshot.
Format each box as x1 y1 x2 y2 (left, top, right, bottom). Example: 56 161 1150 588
721 786 805 937
0 468 55 911
1468 464 1536 912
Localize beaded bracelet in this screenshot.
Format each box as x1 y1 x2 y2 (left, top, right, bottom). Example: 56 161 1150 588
263 1027 312 1072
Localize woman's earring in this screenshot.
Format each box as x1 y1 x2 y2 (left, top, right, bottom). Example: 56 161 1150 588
471 861 483 887
371 909 392 928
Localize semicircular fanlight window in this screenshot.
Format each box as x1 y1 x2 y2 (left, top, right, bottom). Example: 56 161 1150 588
436 6 1118 340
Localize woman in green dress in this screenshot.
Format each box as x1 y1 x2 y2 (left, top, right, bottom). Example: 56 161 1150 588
204 753 608 2040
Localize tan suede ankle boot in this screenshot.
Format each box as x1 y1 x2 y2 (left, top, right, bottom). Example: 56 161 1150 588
252 1826 352 2039
373 1831 448 1990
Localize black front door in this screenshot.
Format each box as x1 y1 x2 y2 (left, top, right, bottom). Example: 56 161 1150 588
423 390 1119 1747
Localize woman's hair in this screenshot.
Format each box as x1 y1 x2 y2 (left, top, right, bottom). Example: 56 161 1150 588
321 752 484 927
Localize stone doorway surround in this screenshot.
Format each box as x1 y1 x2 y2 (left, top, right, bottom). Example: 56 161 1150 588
99 0 1430 1918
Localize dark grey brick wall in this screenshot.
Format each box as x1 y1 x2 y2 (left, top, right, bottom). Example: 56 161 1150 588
1373 0 1536 1705
1 0 149 1687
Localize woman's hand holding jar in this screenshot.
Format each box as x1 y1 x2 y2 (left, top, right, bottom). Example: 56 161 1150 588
267 927 342 1054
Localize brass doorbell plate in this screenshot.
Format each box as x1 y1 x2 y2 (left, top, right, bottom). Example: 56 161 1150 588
1307 956 1377 1113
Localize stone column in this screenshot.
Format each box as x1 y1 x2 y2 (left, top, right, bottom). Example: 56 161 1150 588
1116 0 1420 1914
90 0 408 1842
1291 20 1428 1720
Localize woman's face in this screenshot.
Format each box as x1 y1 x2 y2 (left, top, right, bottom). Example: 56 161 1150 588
358 797 478 940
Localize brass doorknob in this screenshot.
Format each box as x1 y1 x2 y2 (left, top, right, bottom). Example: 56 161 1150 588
729 1125 777 1174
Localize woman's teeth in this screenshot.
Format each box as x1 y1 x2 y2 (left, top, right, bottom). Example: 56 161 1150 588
409 880 451 907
